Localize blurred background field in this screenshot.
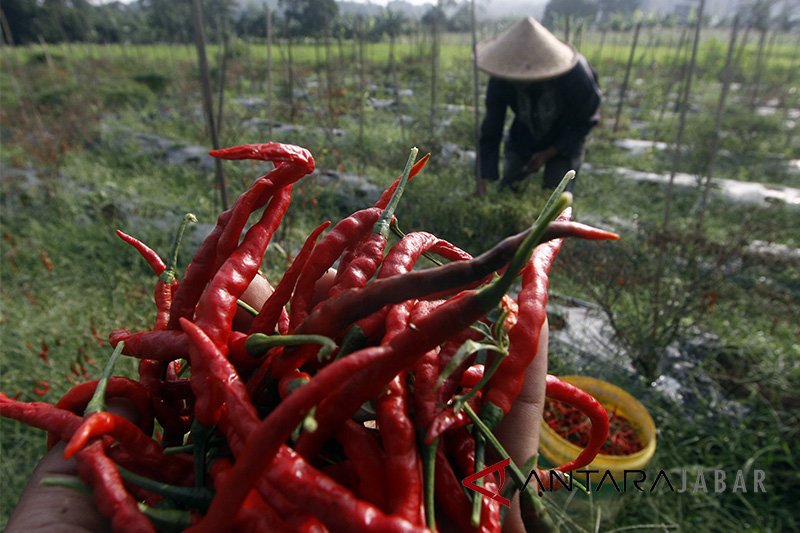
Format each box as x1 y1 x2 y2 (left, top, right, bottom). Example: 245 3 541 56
1 0 798 531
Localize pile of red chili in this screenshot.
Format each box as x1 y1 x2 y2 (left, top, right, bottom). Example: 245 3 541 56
1 142 620 532
543 399 645 456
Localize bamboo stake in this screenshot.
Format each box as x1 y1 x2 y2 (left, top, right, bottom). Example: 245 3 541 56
216 10 230 140
287 35 296 122
191 0 228 210
650 0 706 355
696 14 739 231
749 22 769 108
429 3 440 134
612 19 642 133
471 0 483 195
357 18 366 175
265 5 273 139
662 0 705 230
653 24 689 140
0 7 13 46
594 26 607 65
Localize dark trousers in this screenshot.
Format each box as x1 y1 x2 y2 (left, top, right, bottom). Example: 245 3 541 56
500 143 584 192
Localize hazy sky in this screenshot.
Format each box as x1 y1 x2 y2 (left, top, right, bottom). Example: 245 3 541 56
346 0 434 5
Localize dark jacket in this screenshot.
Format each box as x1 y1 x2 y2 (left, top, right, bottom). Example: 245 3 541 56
479 54 601 181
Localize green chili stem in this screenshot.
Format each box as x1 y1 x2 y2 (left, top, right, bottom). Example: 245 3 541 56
535 171 574 228
40 475 92 494
436 339 500 390
462 403 522 486
471 432 486 526
462 402 552 519
118 465 213 511
137 503 193 533
454 346 507 409
335 325 367 359
245 333 336 360
422 436 438 531
303 406 318 433
374 147 419 237
168 214 197 272
191 421 214 490
477 192 571 307
236 299 259 317
163 437 226 455
84 341 125 416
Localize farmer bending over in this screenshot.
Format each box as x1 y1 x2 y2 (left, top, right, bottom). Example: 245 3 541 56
477 17 602 193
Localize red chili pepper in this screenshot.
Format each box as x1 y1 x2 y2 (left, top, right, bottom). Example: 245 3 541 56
37 341 50 363
327 149 419 302
287 207 383 332
181 317 414 533
436 329 483 406
50 377 153 448
248 220 331 335
446 428 502 533
209 142 315 173
110 329 190 361
64 411 191 486
194 185 293 351
235 490 295 533
285 154 432 336
0 392 82 443
425 396 482 445
481 210 571 430
460 364 485 389
138 359 186 446
289 202 578 460
336 419 389 511
116 229 166 276
373 152 430 209
377 371 424 524
213 177 281 272
251 446 422 533
168 143 314 331
275 217 610 379
355 231 473 348
434 443 475 532
180 318 258 429
543 374 610 472
32 379 50 396
75 439 156 533
251 287 512 491
178 320 421 533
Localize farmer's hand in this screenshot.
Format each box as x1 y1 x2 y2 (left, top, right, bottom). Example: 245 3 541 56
494 320 549 533
525 147 558 174
5 400 139 533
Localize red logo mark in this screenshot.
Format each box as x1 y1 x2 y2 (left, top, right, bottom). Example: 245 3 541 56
462 458 511 507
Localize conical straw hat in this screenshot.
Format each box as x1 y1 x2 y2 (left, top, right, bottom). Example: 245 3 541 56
476 17 578 81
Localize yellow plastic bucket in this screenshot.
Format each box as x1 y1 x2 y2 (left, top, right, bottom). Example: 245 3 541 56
538 375 657 482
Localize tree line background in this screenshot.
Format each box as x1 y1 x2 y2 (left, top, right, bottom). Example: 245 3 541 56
3 0 797 48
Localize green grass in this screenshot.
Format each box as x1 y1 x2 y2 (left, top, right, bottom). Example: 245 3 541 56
1 28 799 530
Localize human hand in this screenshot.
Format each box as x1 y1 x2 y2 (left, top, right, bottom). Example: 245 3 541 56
524 147 558 174
494 320 549 533
5 400 139 533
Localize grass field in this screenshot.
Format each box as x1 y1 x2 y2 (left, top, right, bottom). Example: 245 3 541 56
1 25 798 531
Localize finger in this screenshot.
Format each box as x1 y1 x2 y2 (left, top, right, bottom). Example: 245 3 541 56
5 442 112 533
5 400 138 533
493 320 548 533
233 273 275 331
